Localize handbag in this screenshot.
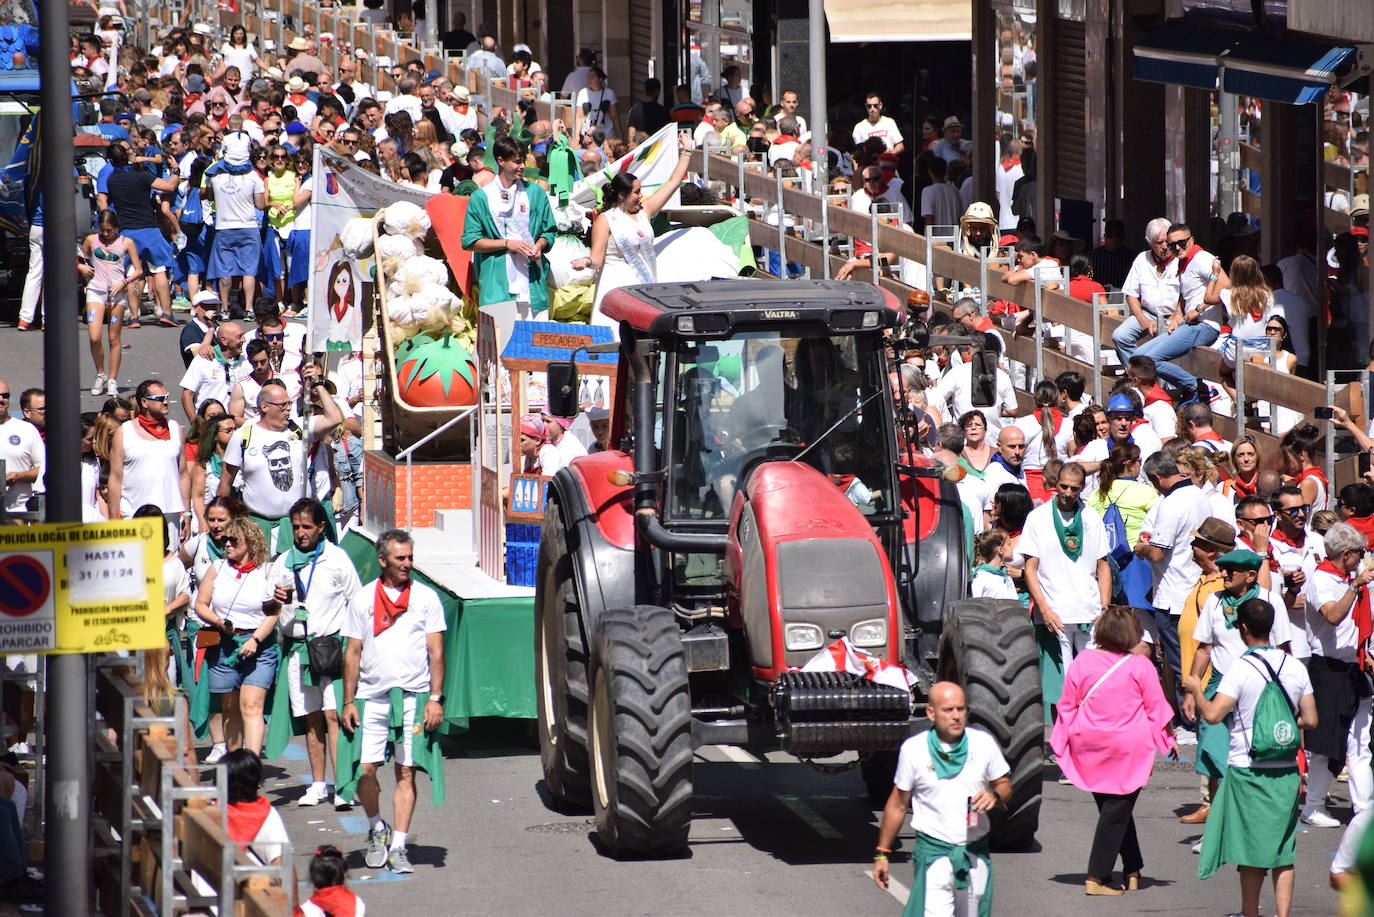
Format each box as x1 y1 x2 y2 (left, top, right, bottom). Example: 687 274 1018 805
306 632 344 679
194 628 222 649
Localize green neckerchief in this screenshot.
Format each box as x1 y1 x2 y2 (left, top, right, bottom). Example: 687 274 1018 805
208 452 224 480
908 833 992 917
927 729 969 779
1242 644 1275 656
212 343 235 366
1051 500 1085 561
546 133 578 206
972 563 1010 581
1220 586 1261 629
205 533 226 562
283 540 323 571
334 687 446 807
452 178 479 197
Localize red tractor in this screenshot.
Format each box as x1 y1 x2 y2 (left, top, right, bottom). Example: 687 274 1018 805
535 279 1041 857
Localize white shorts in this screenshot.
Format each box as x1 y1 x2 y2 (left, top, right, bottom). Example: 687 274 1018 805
359 693 417 766
286 652 337 717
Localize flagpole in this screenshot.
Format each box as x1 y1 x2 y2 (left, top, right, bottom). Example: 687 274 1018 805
38 0 91 908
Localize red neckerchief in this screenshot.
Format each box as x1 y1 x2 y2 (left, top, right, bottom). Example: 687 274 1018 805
136 414 170 440
288 93 308 106
227 558 257 578
1149 248 1175 271
1193 432 1225 445
1348 514 1374 550
302 887 359 917
1177 243 1205 274
245 112 263 126
1130 418 1149 432
1001 156 1020 170
774 134 799 145
1317 558 1372 669
374 579 411 636
1032 407 1063 430
226 796 272 846
1269 525 1301 551
974 316 994 333
1142 384 1173 407
1296 466 1328 488
1231 470 1258 498
454 104 470 115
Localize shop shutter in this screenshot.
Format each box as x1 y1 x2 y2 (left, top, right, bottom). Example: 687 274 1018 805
630 0 655 91
1055 19 1088 201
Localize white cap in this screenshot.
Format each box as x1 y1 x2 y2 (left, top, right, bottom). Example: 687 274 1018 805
192 290 221 307
587 407 610 421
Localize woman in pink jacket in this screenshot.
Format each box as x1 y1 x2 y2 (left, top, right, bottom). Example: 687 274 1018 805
1051 605 1177 896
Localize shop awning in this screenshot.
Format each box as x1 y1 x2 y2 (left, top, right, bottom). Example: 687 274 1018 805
822 0 970 43
1132 20 1356 104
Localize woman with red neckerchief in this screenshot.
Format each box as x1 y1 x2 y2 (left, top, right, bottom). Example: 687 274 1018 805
194 517 282 755
1222 435 1261 501
106 379 191 540
1280 422 1330 512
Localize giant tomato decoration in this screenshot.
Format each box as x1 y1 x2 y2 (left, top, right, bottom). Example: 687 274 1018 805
397 332 478 407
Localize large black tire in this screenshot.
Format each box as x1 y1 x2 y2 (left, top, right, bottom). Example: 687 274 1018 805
588 605 694 858
535 501 592 812
938 598 1043 851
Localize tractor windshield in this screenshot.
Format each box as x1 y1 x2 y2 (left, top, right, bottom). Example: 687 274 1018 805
667 329 893 521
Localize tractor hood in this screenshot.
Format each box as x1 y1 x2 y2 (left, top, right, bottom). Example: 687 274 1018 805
724 461 902 680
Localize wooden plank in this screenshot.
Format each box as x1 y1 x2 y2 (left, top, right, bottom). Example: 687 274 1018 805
179 806 230 887
92 757 124 827
1239 142 1261 174
242 886 292 917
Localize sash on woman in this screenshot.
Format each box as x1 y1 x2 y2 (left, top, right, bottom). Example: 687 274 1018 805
606 209 656 285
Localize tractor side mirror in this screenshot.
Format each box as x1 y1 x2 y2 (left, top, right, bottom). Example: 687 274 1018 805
970 348 996 408
546 361 579 418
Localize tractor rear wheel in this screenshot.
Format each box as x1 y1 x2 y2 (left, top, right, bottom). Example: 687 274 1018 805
938 598 1043 851
535 502 592 812
588 605 694 858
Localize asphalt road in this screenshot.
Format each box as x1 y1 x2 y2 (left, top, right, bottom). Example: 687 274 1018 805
0 317 1352 914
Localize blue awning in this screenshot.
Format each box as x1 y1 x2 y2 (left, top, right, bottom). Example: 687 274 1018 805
1132 20 1356 105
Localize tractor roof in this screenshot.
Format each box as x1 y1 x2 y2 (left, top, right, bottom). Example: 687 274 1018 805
600 278 904 337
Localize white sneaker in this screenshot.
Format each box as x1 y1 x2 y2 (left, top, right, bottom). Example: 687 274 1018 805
333 793 353 810
90 373 107 396
204 743 227 764
105 378 119 396
1302 809 1342 828
1190 840 1202 854
297 784 330 807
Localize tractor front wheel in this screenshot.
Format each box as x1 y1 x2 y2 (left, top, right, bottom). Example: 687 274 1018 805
938 598 1043 851
588 605 694 858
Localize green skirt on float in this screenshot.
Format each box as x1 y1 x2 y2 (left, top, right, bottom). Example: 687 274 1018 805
1197 764 1299 878
1195 668 1231 780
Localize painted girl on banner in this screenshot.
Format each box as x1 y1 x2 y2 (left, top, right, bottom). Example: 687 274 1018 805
318 256 362 351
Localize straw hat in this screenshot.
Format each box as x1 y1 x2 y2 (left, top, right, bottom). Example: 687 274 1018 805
1190 517 1237 552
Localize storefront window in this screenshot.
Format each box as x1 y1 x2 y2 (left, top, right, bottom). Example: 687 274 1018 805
994 8 1036 155
684 8 752 107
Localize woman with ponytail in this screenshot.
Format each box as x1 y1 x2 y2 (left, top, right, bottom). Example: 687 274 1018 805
1086 442 1157 549
1013 379 1064 501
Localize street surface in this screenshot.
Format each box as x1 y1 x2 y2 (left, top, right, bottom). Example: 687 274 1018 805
0 318 1352 915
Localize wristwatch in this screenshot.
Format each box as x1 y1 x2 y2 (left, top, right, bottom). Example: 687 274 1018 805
430 693 445 705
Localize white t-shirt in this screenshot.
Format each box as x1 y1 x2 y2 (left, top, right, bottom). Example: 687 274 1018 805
893 727 1009 843
980 460 1026 507
219 43 258 78
0 416 44 511
1147 483 1212 614
242 803 290 864
342 579 448 698
163 553 191 610
1121 251 1181 319
1177 249 1224 328
1019 501 1108 624
1333 807 1374 875
1013 411 1065 470
209 170 265 230
1216 647 1311 769
852 116 904 150
267 541 360 637
919 182 962 227
931 363 1018 436
180 354 253 414
1193 590 1292 674
1142 399 1177 443
1078 426 1163 470
575 86 619 138
223 421 324 519
1303 567 1366 662
971 568 1017 601
208 559 273 630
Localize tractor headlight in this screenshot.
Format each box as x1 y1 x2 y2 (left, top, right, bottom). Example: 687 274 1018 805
862 311 880 328
676 316 695 333
784 623 824 652
850 619 887 648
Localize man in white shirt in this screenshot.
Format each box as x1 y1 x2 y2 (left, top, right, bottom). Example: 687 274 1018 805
852 93 904 152
270 498 361 807
1183 598 1315 909
0 383 43 513
334 59 373 113
1179 401 1231 453
1073 391 1163 474
1112 218 1181 366
1135 450 1213 711
341 530 447 875
931 339 1018 436
1268 484 1324 661
218 377 344 551
180 322 252 419
771 89 810 141
994 140 1024 231
981 425 1027 497
1023 463 1112 669
1133 222 1228 396
561 48 596 97
930 115 972 163
384 77 423 120
1299 522 1374 828
1122 356 1178 444
851 165 913 224
919 158 963 230
872 681 1011 915
204 132 267 310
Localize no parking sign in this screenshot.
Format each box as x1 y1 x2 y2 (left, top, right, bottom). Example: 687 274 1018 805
0 521 164 653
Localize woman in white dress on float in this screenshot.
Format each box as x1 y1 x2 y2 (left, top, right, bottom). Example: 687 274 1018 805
576 131 695 329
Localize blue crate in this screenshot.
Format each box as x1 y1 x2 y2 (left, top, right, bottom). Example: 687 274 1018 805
505 542 539 586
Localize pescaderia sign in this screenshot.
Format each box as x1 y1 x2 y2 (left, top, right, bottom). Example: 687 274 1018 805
0 520 166 654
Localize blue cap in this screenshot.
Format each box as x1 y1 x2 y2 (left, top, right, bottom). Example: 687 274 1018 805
1106 393 1139 415
423 68 442 83
284 121 308 135
160 123 183 143
114 111 134 123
